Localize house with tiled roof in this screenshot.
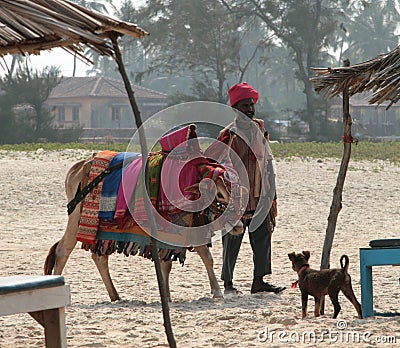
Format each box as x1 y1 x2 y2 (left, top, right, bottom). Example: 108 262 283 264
45 77 169 133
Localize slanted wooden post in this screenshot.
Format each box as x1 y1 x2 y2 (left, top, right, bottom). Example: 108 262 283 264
319 59 353 314
111 34 176 348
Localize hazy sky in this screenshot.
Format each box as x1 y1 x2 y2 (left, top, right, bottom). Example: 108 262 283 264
21 49 90 77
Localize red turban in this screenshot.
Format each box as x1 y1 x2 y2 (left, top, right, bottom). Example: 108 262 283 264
228 82 259 107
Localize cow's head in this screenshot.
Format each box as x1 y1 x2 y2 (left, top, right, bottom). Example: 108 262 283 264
185 166 247 235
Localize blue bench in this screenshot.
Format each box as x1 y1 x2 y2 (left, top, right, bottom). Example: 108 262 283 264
359 239 400 317
0 275 70 347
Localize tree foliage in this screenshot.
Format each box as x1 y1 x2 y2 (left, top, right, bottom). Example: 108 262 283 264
341 1 399 63
0 65 63 144
120 0 270 104
70 0 117 77
221 0 348 139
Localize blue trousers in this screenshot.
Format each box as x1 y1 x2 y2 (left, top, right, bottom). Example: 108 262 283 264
221 216 272 282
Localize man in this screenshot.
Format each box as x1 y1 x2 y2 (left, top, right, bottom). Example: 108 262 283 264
206 82 285 294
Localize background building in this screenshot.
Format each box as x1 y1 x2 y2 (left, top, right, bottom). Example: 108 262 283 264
45 77 169 142
329 93 400 138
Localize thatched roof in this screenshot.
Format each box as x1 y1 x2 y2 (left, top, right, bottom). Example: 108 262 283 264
0 0 148 61
311 45 400 109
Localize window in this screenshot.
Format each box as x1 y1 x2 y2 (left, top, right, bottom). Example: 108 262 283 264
58 106 65 121
72 106 79 122
111 106 121 121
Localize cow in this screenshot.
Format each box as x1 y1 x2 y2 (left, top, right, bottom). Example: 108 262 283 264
44 151 246 301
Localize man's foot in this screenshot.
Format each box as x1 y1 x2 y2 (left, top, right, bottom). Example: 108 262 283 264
250 281 286 294
224 281 241 295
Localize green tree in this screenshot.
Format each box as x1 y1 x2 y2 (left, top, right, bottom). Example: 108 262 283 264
221 0 345 139
70 0 116 76
0 66 62 144
127 0 268 103
85 0 149 79
113 1 148 81
341 1 399 63
73 0 115 13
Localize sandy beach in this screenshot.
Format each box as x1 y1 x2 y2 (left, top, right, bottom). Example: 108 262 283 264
0 149 399 347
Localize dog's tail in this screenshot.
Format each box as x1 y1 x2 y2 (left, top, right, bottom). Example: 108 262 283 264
340 255 349 273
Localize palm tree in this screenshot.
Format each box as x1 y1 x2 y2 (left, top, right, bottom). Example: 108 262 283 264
69 0 116 76
73 0 115 13
343 1 399 62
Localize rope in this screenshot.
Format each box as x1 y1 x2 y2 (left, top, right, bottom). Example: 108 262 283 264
67 161 124 215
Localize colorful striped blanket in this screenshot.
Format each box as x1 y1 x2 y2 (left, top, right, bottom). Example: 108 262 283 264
77 150 118 245
131 152 164 224
77 151 188 262
76 123 229 262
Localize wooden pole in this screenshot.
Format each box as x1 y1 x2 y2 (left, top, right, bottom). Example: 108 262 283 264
319 59 352 314
111 34 177 348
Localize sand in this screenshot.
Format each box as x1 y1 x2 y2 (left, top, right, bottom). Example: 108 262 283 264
0 149 399 347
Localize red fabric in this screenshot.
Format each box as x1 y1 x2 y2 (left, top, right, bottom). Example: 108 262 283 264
228 82 259 106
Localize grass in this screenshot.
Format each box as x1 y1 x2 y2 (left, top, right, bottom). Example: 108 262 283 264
0 141 399 163
270 141 400 163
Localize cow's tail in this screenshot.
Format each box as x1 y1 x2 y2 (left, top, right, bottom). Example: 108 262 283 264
44 241 59 275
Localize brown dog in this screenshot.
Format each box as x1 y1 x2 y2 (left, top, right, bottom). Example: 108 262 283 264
288 251 363 319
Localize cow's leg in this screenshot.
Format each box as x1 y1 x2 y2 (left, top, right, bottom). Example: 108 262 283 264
51 159 88 275
194 245 223 299
53 206 80 275
91 253 120 301
161 260 172 301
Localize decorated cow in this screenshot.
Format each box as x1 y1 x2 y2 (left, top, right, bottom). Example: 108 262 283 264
44 125 247 301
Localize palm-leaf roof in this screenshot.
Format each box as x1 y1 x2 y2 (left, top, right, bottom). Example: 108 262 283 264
311 45 400 109
0 0 148 61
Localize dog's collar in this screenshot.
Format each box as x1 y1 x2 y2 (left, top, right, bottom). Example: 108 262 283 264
291 265 310 289
297 264 310 276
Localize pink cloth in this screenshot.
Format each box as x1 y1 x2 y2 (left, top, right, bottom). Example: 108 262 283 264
159 125 200 152
228 82 259 106
157 125 202 214
158 157 200 214
114 157 142 224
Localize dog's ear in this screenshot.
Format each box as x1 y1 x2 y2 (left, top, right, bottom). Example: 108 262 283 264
288 252 296 261
302 251 310 261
